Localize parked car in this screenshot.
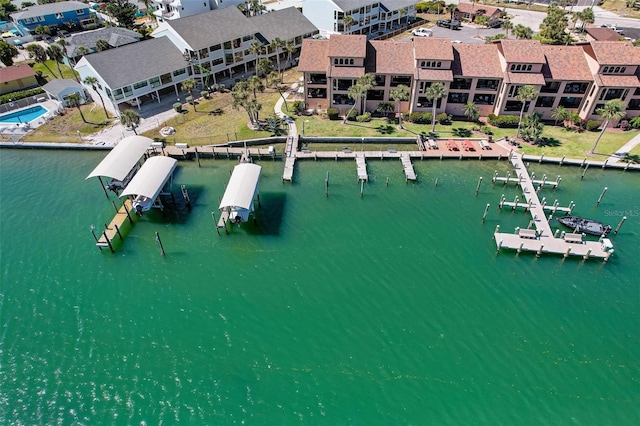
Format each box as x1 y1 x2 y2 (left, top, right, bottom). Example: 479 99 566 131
412 27 433 37
436 19 461 30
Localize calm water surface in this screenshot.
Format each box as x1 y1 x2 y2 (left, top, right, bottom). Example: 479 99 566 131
0 149 638 424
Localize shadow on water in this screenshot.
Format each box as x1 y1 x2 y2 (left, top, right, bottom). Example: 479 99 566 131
142 185 207 225
245 191 287 236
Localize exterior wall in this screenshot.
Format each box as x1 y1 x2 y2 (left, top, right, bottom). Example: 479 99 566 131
153 0 211 21
302 0 336 34
57 86 87 107
0 75 39 95
14 7 91 33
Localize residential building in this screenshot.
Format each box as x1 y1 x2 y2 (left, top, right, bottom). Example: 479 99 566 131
584 27 623 42
302 0 416 37
0 63 39 95
10 1 92 35
454 3 502 28
151 0 246 22
152 7 317 87
65 27 142 64
75 7 318 115
41 79 87 107
298 35 640 121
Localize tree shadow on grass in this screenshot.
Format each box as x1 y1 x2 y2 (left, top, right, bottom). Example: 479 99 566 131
623 154 639 164
376 124 396 135
537 136 562 147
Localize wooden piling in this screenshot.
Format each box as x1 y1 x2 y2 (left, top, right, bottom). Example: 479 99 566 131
360 181 364 198
583 249 591 260
386 177 389 187
212 212 220 235
596 186 608 206
434 177 438 187
475 176 482 196
482 203 490 223
195 147 200 167
613 216 626 235
102 229 114 253
581 163 589 179
90 226 102 251
155 231 165 256
536 244 544 258
114 224 123 240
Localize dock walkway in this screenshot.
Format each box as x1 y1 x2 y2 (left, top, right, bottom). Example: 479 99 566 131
400 153 416 181
355 154 368 181
97 199 134 249
494 153 614 261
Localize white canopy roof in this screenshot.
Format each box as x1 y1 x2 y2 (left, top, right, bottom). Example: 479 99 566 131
86 136 153 181
219 163 262 211
120 156 177 199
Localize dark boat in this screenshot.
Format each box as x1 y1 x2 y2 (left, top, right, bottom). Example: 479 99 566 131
556 215 612 236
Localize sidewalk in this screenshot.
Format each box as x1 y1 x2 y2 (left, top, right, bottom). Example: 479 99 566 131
607 131 640 163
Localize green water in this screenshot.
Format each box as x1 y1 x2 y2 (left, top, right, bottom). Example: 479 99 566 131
0 150 638 424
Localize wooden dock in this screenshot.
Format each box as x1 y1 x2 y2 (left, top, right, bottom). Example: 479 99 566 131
355 154 368 182
400 153 416 181
96 199 135 250
282 156 295 182
494 153 614 261
217 210 230 229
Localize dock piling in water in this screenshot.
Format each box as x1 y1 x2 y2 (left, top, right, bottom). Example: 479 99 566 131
613 216 626 235
482 203 490 223
155 231 165 256
596 186 608 206
475 176 483 196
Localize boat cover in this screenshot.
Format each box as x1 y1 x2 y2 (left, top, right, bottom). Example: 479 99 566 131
86 135 153 181
219 163 262 211
120 156 177 200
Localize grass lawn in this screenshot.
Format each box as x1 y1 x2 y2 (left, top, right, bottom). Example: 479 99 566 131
31 60 79 81
22 105 112 143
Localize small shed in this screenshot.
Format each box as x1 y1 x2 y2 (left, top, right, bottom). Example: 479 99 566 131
42 79 87 107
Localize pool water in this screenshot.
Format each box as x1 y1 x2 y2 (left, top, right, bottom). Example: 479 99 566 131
0 105 48 124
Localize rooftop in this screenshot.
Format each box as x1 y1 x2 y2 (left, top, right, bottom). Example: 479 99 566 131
587 41 640 66
542 45 592 81
498 39 546 64
10 1 88 20
367 40 414 74
0 63 36 82
328 34 367 58
414 37 454 61
298 39 329 73
452 43 502 77
251 7 317 44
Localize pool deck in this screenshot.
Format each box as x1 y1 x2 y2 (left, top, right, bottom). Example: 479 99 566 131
0 100 60 136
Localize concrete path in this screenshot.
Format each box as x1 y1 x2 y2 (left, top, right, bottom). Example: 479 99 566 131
607 132 640 163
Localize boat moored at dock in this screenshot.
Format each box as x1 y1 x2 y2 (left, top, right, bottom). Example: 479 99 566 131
556 215 612 237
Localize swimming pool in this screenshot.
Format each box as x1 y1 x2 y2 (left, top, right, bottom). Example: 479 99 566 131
0 105 48 124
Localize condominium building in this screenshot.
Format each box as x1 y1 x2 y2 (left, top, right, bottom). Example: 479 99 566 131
298 35 640 121
151 0 246 22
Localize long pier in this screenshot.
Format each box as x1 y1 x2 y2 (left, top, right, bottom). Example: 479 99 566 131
494 153 614 261
401 153 417 181
355 154 368 182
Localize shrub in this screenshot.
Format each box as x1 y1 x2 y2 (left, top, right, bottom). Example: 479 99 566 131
173 102 182 113
481 125 493 135
487 114 520 128
292 100 307 115
356 112 371 122
346 109 358 121
585 119 601 132
201 90 209 99
436 112 452 125
407 112 432 124
327 107 340 120
0 87 45 104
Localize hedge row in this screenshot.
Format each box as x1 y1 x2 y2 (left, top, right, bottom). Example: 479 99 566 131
487 114 520 128
0 88 46 105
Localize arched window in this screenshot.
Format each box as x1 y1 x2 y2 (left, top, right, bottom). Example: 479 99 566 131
334 58 338 65
350 59 354 65
526 65 532 71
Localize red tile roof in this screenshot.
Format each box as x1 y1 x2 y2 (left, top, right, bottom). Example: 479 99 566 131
588 41 640 66
417 69 453 82
414 37 453 61
328 66 365 78
499 39 545 64
328 34 367 58
452 43 502 77
367 40 414 74
0 63 36 82
456 3 501 17
504 72 546 85
594 74 640 88
298 39 328 73
585 27 623 41
542 45 592 81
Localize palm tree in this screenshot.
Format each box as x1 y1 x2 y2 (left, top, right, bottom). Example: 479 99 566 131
397 7 406 27
344 83 366 123
267 71 288 111
342 15 355 34
76 46 90 59
446 3 458 20
463 101 479 122
247 75 264 100
515 85 538 138
390 84 409 129
591 99 626 153
248 41 264 76
502 19 513 38
475 15 489 38
26 43 52 75
357 73 376 114
46 44 64 78
95 39 110 52
67 93 87 123
425 82 447 133
84 76 110 119
550 105 569 126
270 37 283 76
120 109 141 135
257 58 274 85
513 24 533 40
181 78 197 111
284 40 297 68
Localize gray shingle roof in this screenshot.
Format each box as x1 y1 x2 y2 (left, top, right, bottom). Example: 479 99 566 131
332 0 416 12
67 27 141 58
165 7 257 51
10 1 88 20
251 7 317 43
84 37 186 89
42 78 82 94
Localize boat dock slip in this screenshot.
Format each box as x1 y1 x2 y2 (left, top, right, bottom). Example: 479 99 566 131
400 153 416 181
355 154 368 182
97 199 135 249
282 156 295 182
494 153 614 261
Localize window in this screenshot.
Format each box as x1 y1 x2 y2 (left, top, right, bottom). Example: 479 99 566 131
56 13 63 19
563 82 588 94
307 88 327 98
173 68 186 77
123 86 133 97
558 97 582 108
149 77 160 88
350 59 354 65
473 93 495 105
113 88 123 100
476 79 499 91
505 100 526 112
527 65 532 71
390 75 411 87
76 9 85 15
199 48 209 59
627 99 640 110
160 73 172 85
447 92 469 104
233 38 241 49
234 51 243 63
242 35 253 42
223 41 232 49
368 89 384 100
451 78 471 90
210 44 221 52
225 53 233 65
374 74 385 86
211 57 223 67
535 96 554 108
133 80 148 90
309 73 327 84
541 81 561 93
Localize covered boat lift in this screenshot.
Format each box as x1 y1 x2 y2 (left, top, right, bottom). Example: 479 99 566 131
218 163 262 226
120 156 178 214
86 135 153 196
